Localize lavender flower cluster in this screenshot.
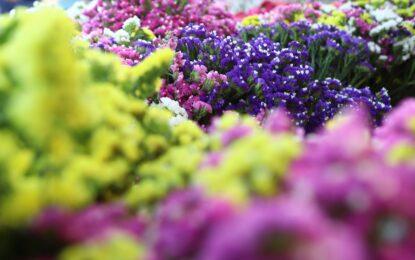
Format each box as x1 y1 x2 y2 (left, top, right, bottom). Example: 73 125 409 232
240 21 375 87
161 23 391 131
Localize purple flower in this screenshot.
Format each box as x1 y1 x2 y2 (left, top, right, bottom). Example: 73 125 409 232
162 23 390 131
32 204 146 243
287 108 415 258
375 98 415 153
262 108 302 135
151 189 234 260
221 125 253 146
200 198 365 260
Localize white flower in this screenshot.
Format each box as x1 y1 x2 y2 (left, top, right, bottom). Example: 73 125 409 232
123 16 141 33
103 28 114 38
321 4 336 13
168 115 188 127
371 8 401 23
368 7 403 36
402 54 411 61
113 29 130 43
368 41 381 54
379 55 388 61
370 19 400 36
394 36 415 60
86 0 98 10
160 97 188 117
67 1 88 23
158 97 189 126
339 2 353 11
223 0 263 13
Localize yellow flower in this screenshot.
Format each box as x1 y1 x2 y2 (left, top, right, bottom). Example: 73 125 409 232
195 132 301 205
142 28 156 40
129 48 174 98
241 15 261 27
0 179 43 225
318 11 346 28
388 143 415 166
361 12 373 24
60 233 146 260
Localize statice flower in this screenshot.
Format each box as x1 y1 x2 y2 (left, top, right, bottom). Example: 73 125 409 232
69 0 235 65
150 189 234 260
241 21 375 86
78 0 236 38
162 23 391 131
261 2 321 23
262 108 303 135
88 15 156 65
32 204 146 243
200 198 365 260
16 204 146 258
154 97 189 126
288 108 415 258
288 110 397 226
59 233 146 260
194 112 301 204
242 0 415 99
317 0 415 99
375 98 415 164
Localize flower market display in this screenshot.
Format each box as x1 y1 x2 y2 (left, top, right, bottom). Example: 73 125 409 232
0 0 414 259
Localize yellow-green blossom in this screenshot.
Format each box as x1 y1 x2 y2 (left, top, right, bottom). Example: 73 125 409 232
0 8 199 225
241 15 261 27
60 233 146 260
194 112 302 205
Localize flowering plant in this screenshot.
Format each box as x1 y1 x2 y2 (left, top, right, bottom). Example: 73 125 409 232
1 1 415 259
245 0 415 100
161 23 391 131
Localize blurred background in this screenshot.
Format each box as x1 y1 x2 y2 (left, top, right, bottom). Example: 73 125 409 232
0 0 270 13
1 0 76 12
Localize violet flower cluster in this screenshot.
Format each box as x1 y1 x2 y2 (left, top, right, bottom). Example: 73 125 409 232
240 21 375 87
239 0 415 100
161 23 391 131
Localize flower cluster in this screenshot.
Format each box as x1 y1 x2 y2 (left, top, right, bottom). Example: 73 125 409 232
80 0 236 37
241 0 415 100
1 1 415 260
318 0 415 99
69 0 236 66
0 8 202 230
161 23 391 131
88 15 157 66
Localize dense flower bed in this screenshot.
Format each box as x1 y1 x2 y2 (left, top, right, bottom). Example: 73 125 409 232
0 0 414 259
238 0 415 100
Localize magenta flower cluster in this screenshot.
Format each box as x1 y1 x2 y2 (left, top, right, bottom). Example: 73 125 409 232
13 99 415 260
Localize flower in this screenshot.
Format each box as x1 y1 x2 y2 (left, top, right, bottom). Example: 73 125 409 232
151 189 234 260
32 204 146 243
200 198 365 260
123 16 141 32
162 23 390 131
157 97 189 126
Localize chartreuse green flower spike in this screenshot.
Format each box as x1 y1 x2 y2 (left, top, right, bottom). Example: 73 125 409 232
130 48 175 99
